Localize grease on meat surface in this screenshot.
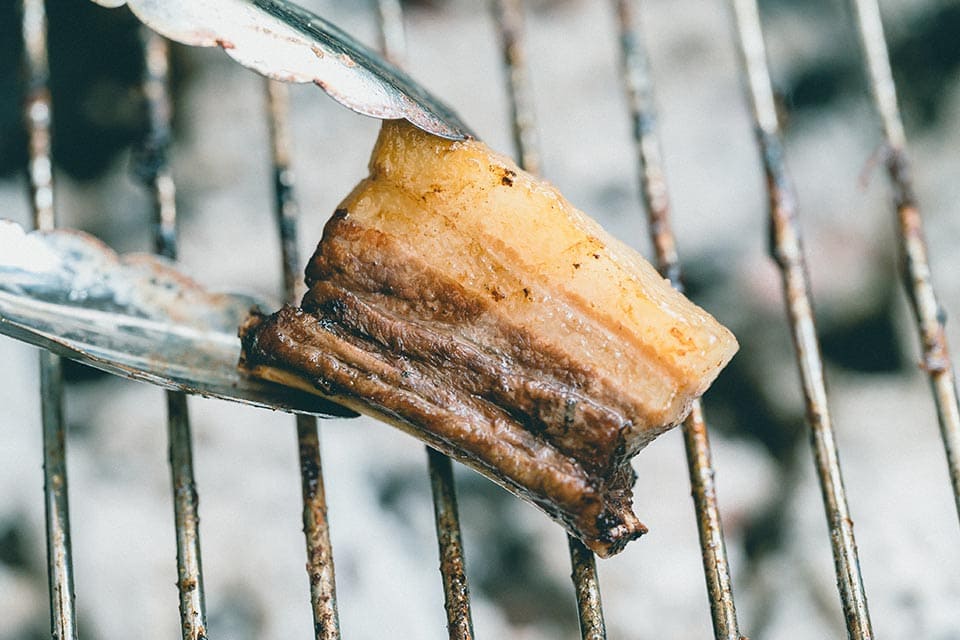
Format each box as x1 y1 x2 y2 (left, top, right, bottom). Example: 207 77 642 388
240 120 738 556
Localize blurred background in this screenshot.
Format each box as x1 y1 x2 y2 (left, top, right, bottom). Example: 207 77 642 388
1 0 960 637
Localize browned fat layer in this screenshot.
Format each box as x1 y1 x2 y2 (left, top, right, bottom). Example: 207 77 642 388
306 214 677 438
241 308 647 555
242 308 601 511
306 207 488 322
306 279 627 473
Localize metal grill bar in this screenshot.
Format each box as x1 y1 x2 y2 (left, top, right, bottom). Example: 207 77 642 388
374 0 406 70
39 351 75 640
294 414 340 639
492 0 542 176
137 30 209 639
567 536 606 640
847 0 960 525
165 393 208 640
729 0 874 637
265 80 306 303
613 2 744 638
372 4 477 636
22 0 54 230
264 77 342 640
491 2 608 637
426 447 476 639
21 2 79 638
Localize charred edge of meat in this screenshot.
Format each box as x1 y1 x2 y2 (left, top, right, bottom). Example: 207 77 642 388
238 307 648 557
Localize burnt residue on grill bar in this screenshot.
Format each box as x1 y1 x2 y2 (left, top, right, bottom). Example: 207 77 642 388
730 0 875 637
847 0 960 527
614 1 745 638
296 414 340 639
136 28 210 640
265 77 343 640
137 30 177 260
21 1 79 639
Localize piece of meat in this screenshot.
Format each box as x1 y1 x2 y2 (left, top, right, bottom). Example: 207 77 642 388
240 120 738 557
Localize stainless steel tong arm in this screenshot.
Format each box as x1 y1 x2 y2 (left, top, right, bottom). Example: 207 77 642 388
92 0 474 140
0 220 356 418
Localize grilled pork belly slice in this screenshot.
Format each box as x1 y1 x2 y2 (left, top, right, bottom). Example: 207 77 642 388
240 120 738 556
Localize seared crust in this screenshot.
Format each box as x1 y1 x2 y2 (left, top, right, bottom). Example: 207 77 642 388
240 307 647 555
239 120 738 556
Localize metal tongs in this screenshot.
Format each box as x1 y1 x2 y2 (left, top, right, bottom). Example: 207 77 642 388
93 0 473 141
1 0 473 417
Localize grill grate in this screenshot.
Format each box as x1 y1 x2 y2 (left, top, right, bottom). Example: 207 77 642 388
13 1 960 638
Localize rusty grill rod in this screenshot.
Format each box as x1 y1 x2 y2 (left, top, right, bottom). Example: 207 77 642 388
613 2 745 638
426 446 476 639
491 1 607 637
137 30 209 640
21 1 79 638
729 0 874 637
493 0 542 177
566 535 606 640
847 0 960 525
264 77 343 639
373 3 477 636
